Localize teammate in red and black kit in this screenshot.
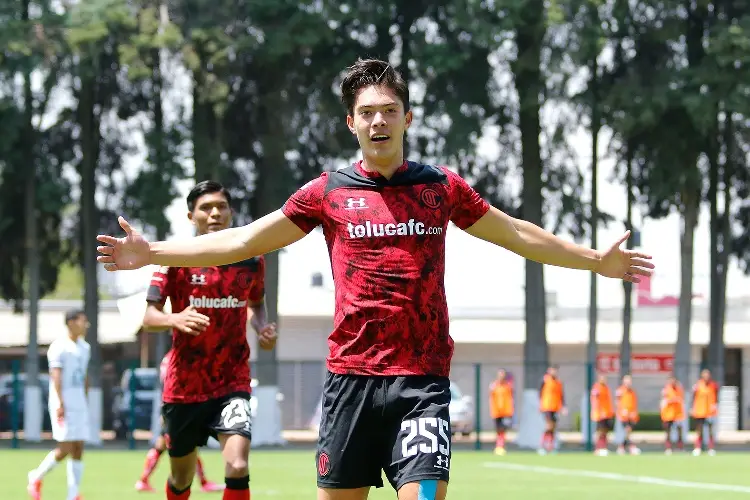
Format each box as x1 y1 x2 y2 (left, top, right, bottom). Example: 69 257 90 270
135 349 224 493
136 181 276 500
96 59 654 500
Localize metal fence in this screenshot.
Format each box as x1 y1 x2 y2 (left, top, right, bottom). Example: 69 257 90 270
1 359 746 448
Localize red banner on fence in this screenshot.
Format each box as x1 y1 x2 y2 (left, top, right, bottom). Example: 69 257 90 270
596 354 674 375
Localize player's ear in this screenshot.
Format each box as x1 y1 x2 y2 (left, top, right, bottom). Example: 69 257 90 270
346 114 356 135
187 211 194 224
404 109 413 130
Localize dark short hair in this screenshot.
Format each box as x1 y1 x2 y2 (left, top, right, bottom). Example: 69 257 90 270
186 180 232 211
64 308 85 325
340 58 409 116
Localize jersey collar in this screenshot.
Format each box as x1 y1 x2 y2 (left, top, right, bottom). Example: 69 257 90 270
354 160 408 179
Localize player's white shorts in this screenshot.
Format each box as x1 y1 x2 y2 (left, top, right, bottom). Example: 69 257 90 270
50 409 89 443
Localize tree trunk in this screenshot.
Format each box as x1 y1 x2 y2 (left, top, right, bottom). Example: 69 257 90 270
675 189 698 391
22 0 43 442
151 23 171 440
152 37 170 366
515 0 548 389
587 46 600 370
710 108 733 385
620 142 634 379
253 87 288 387
80 74 103 445
192 70 221 182
396 1 419 158
708 109 721 384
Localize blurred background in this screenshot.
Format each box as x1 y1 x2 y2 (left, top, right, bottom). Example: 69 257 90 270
2 0 750 451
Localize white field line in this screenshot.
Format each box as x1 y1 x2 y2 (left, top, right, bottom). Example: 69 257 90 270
482 462 750 494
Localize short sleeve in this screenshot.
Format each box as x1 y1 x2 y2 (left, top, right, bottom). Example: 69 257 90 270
146 266 174 305
442 168 490 229
282 173 327 233
47 341 62 369
247 256 266 303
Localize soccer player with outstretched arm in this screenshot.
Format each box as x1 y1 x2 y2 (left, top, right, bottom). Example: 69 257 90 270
97 59 654 500
131 181 276 500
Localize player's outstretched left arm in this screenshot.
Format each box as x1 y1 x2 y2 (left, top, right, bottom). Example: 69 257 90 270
464 206 654 282
96 210 307 271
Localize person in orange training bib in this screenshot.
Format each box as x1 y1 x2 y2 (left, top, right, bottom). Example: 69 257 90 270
590 374 614 456
615 375 640 455
489 369 514 455
660 375 685 454
691 369 719 456
539 366 566 454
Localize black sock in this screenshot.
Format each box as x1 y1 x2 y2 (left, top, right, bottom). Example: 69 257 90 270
225 475 250 490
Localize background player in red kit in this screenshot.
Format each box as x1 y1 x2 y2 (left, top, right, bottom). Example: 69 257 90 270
135 349 224 492
96 59 654 500
140 181 277 500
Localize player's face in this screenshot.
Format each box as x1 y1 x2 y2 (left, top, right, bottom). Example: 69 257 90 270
346 84 412 168
188 191 232 235
701 369 711 381
67 314 89 338
598 375 606 385
497 370 505 381
548 367 557 378
622 376 632 387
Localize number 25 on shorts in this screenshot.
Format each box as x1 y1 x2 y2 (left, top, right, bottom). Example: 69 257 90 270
400 417 450 458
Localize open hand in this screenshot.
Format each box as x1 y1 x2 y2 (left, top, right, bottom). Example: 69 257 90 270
594 231 654 283
258 323 277 350
96 217 150 271
172 306 211 336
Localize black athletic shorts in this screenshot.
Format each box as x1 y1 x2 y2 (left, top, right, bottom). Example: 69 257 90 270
316 371 452 491
162 391 252 457
495 417 512 431
596 418 613 431
543 411 558 423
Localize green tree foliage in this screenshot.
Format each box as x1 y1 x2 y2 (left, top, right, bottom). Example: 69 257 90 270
0 1 72 310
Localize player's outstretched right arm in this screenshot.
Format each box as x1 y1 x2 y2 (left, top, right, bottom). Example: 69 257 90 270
97 210 307 271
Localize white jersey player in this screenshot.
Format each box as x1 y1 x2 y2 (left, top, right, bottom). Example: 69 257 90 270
28 309 91 500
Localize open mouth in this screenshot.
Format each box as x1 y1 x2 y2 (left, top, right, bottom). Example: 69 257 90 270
370 134 390 143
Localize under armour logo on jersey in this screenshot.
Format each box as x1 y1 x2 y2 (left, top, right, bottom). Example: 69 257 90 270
436 455 449 468
344 197 367 210
191 274 206 285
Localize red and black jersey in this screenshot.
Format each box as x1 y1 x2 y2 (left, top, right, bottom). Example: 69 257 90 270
146 257 265 403
282 161 489 377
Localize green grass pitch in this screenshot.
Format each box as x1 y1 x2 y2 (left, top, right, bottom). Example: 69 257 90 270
2 448 749 499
